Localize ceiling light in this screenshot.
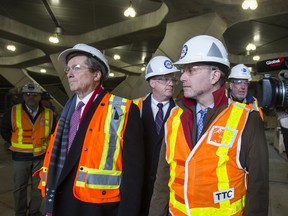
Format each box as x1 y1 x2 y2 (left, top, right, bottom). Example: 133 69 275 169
113 54 121 60
109 72 115 77
124 1 136 17
49 26 62 44
242 0 258 10
246 43 256 51
40 68 47 73
253 55 260 61
141 65 146 72
49 34 59 43
7 44 16 52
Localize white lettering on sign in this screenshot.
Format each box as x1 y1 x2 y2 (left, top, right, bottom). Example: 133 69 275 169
213 188 234 203
266 59 280 65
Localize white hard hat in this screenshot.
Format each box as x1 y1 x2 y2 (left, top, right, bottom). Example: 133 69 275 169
58 43 110 75
174 35 230 69
22 83 42 93
145 56 180 80
228 64 251 81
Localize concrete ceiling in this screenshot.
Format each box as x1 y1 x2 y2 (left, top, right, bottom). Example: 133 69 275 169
0 0 288 109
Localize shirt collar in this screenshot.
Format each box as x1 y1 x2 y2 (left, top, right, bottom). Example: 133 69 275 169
151 95 169 107
75 90 94 106
196 103 214 113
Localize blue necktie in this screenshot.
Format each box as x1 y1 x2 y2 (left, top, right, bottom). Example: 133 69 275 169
155 103 163 134
197 109 207 141
67 101 85 153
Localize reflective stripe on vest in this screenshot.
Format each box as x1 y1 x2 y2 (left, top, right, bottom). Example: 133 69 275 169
11 104 52 155
35 122 59 197
166 107 188 214
74 94 131 203
133 95 146 117
228 96 264 121
166 103 250 216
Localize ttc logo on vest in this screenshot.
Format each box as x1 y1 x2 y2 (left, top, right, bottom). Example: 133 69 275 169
213 188 234 203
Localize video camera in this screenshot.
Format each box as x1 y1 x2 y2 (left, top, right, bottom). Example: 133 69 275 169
256 57 288 111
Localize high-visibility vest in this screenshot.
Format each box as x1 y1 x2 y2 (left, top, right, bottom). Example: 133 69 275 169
245 97 264 120
227 93 264 121
10 104 53 156
166 102 250 216
133 95 147 117
37 93 131 203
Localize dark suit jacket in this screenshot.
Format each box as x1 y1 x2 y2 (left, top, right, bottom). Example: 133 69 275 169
141 93 176 216
52 91 144 216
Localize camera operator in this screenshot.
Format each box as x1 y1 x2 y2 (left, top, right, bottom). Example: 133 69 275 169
227 64 264 119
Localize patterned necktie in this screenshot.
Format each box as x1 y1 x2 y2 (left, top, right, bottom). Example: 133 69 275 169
155 103 164 134
67 101 85 153
197 109 207 141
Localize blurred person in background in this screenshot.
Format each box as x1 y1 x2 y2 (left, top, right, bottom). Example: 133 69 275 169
41 91 58 120
1 83 56 216
276 108 288 159
227 64 263 119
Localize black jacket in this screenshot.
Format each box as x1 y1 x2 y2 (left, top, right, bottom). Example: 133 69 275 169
140 93 176 216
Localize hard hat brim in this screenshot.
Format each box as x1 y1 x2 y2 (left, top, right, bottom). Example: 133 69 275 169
58 44 110 74
145 69 180 80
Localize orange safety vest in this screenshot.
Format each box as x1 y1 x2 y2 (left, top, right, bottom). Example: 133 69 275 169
37 93 131 203
166 102 251 216
133 95 147 117
10 104 53 156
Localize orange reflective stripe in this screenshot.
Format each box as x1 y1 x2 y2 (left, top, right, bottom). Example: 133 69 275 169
133 95 146 117
35 122 59 197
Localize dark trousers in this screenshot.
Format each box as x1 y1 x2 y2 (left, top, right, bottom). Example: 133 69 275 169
13 160 43 216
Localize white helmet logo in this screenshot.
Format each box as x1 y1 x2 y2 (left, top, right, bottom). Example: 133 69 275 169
241 68 248 73
164 60 173 69
180 45 188 60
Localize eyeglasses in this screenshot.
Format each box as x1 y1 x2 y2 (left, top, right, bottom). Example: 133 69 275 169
181 65 217 76
231 80 249 87
64 64 90 74
24 92 40 97
153 77 178 85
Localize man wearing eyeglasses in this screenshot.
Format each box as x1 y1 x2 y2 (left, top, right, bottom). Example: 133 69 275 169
133 56 179 216
34 44 144 216
227 64 263 119
149 35 268 216
0 83 56 216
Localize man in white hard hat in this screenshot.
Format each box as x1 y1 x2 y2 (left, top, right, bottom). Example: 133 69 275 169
227 64 263 118
1 83 55 216
149 35 268 216
34 44 144 216
133 56 180 215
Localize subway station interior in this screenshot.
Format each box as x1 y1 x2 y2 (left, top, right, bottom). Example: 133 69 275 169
0 0 288 215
